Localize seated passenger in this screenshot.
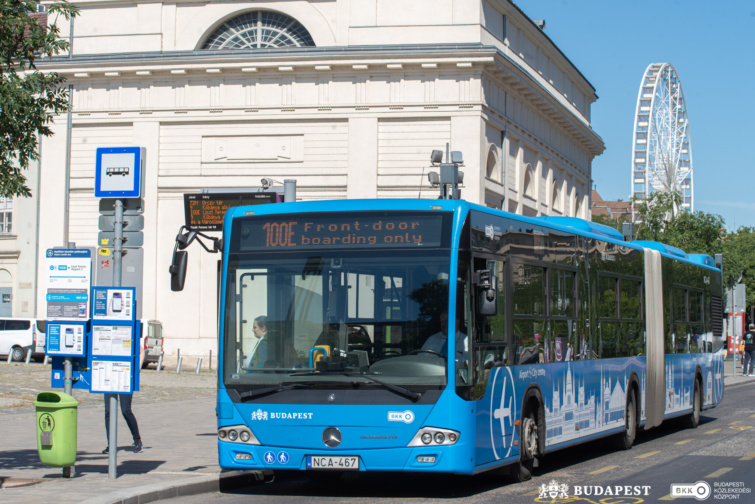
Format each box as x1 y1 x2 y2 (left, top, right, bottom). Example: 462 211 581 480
518 334 541 365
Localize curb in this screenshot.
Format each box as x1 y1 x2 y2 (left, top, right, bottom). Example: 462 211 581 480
724 378 754 389
79 471 266 504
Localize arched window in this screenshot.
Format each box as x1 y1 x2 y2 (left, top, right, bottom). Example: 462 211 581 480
523 163 535 199
552 180 561 212
201 11 315 50
486 145 500 182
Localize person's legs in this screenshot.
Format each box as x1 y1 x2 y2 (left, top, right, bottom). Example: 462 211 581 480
118 394 142 444
744 351 752 376
748 350 755 375
104 393 113 442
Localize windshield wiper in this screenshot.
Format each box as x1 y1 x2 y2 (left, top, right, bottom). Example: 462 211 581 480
238 382 314 401
290 371 422 402
345 372 422 402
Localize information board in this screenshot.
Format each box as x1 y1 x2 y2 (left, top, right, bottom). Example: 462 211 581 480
45 249 92 320
184 192 278 231
92 287 135 321
92 324 134 357
46 322 87 357
91 359 133 393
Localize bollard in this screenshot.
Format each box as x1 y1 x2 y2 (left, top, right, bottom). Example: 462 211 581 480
6 352 12 364
196 358 203 374
43 355 49 366
25 350 32 365
176 356 183 374
209 350 212 371
156 352 163 372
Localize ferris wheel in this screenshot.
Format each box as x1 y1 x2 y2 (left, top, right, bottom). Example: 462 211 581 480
630 63 694 211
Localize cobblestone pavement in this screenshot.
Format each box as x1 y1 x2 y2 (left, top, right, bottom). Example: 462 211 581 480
0 362 216 415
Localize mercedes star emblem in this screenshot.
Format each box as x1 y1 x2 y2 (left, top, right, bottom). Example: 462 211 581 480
322 427 342 448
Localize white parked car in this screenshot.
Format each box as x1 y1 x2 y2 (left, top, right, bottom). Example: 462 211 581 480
0 318 46 362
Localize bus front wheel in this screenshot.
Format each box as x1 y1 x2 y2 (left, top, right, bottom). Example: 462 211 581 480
510 412 537 482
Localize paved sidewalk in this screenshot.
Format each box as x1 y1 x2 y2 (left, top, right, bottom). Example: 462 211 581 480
0 364 264 504
0 359 753 504
0 393 260 504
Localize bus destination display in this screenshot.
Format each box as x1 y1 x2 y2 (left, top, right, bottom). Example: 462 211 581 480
238 214 446 250
184 193 277 231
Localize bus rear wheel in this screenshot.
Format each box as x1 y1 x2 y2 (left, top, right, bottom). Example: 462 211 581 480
683 379 701 429
616 389 636 450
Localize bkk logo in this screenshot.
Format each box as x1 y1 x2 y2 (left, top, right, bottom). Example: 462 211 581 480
670 481 711 501
387 411 414 424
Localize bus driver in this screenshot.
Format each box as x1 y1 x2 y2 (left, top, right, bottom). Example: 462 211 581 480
422 311 468 378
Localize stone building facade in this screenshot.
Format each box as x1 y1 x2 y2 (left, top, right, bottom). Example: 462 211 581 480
25 0 604 358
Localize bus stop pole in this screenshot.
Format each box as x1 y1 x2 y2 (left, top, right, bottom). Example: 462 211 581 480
108 198 124 479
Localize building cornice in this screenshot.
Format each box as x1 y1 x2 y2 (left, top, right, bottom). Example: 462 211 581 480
37 43 603 156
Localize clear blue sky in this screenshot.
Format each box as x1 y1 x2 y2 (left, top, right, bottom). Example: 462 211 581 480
518 0 755 231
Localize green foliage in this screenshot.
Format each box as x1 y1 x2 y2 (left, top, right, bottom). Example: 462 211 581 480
0 1 78 197
633 191 724 257
722 227 755 306
591 213 627 231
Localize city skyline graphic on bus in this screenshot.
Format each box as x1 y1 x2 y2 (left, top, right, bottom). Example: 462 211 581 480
480 353 724 462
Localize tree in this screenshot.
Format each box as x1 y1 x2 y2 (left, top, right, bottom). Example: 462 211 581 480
0 1 78 197
633 191 724 258
591 212 628 232
722 227 755 308
633 191 682 242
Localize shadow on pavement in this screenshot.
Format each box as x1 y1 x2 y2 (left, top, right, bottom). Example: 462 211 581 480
227 470 511 499
0 448 166 478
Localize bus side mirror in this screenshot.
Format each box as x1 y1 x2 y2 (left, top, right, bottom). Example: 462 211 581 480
169 250 188 291
475 270 497 316
177 230 197 250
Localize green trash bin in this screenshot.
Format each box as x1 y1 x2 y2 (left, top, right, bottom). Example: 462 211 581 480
35 391 78 467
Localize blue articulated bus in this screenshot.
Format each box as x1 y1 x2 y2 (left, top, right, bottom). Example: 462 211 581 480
169 198 725 480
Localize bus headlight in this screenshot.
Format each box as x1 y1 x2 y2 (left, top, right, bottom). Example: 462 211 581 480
218 425 260 445
408 427 460 447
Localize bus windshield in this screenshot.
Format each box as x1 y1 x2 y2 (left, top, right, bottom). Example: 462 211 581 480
222 223 455 393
